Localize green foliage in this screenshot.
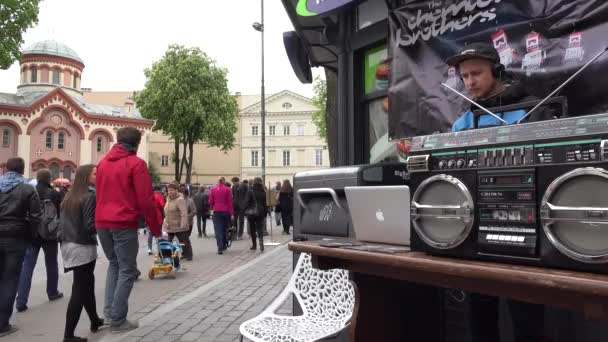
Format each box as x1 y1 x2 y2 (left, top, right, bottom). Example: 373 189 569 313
136 44 239 182
0 0 41 69
311 75 327 142
147 161 161 185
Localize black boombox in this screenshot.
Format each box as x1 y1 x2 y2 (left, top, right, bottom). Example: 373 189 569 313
407 113 608 274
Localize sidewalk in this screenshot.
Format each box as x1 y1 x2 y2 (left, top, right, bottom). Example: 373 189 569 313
4 216 291 342
100 244 294 342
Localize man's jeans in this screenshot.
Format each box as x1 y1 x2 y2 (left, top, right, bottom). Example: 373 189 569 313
0 238 26 329
16 240 60 308
212 212 230 250
97 228 138 325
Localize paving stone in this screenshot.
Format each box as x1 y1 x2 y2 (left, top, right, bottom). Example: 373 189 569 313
179 332 203 341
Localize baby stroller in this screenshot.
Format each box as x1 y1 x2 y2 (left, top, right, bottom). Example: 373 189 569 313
148 239 181 279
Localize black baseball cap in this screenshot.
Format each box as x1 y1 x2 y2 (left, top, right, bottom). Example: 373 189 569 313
446 42 500 67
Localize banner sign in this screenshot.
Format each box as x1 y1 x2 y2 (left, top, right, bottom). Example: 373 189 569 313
296 0 357 17
388 0 608 140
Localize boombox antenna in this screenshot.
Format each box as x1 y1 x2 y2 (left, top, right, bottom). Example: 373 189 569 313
441 82 509 125
518 46 608 124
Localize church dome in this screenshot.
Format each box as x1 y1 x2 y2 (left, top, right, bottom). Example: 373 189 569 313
22 40 84 64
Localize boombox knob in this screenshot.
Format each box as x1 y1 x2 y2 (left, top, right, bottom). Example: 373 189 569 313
457 159 466 168
448 160 456 169
438 160 447 169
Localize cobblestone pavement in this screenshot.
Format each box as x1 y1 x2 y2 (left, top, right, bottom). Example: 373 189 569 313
5 215 291 342
100 244 293 342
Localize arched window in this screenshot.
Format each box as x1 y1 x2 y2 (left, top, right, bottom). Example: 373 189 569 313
30 66 38 83
63 165 72 180
45 130 53 149
52 69 61 85
58 132 65 149
2 129 9 147
96 137 103 152
50 163 60 180
73 75 78 88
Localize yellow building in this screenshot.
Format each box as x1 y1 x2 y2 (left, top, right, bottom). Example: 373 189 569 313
240 90 329 186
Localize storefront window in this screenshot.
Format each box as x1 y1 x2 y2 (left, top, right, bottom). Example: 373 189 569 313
364 45 388 95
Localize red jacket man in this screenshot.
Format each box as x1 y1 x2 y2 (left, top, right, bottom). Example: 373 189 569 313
95 127 160 332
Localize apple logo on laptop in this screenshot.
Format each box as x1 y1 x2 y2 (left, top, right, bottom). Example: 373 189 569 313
376 209 385 222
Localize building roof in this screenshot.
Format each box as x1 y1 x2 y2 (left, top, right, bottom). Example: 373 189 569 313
0 91 47 106
22 40 84 64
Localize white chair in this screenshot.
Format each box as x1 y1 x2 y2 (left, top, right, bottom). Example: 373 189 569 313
239 253 359 342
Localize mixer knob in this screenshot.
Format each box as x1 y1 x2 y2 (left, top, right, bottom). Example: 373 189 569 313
448 160 456 169
438 160 447 169
457 159 466 168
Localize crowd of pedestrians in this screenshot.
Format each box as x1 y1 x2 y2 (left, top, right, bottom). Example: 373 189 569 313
0 126 295 341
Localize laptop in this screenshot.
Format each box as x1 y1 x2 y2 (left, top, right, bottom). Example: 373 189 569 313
344 185 411 246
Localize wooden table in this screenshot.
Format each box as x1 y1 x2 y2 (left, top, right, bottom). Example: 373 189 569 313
288 240 608 341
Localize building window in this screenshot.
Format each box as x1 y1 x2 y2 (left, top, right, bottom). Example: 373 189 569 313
73 75 78 88
50 163 60 180
52 69 61 85
30 66 37 83
283 125 290 136
251 150 259 167
297 125 305 136
282 150 290 166
96 137 103 152
57 132 65 149
161 155 169 167
315 149 323 166
63 165 72 180
251 125 259 136
282 102 292 109
269 125 275 136
2 129 9 147
45 131 53 149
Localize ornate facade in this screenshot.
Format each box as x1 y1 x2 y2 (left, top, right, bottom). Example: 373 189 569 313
0 40 153 179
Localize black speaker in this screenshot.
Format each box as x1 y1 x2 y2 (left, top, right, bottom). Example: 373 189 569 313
283 31 313 84
538 164 608 274
410 170 478 259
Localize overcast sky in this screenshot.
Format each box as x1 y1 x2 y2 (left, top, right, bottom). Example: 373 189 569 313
0 0 322 98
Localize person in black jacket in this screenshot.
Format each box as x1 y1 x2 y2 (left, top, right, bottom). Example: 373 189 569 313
244 177 267 252
193 186 210 238
278 180 294 235
59 164 106 342
0 157 42 337
15 168 64 313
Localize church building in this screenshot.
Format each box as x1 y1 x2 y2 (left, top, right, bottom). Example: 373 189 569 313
0 40 153 179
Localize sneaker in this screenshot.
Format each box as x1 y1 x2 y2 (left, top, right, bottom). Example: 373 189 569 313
49 292 64 301
0 324 18 337
63 336 88 342
110 320 139 334
16 304 28 312
147 249 152 255
90 318 107 333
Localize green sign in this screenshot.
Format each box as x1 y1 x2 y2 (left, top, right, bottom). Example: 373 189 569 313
364 45 388 95
296 0 356 17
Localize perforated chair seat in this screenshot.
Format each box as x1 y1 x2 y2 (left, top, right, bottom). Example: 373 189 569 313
239 253 358 342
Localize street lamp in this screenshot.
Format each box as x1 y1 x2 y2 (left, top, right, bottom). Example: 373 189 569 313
252 0 265 186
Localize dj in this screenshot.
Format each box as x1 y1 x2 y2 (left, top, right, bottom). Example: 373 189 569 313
446 43 550 342
447 42 554 131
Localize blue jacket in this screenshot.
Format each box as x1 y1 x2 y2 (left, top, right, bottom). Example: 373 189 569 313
452 109 527 131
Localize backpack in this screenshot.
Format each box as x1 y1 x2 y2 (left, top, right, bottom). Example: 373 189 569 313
38 198 59 240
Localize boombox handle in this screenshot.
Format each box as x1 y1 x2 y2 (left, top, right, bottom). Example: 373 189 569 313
472 96 568 129
296 188 343 211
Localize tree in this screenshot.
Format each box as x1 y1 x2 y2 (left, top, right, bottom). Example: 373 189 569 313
136 45 239 183
311 75 327 142
0 0 41 69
